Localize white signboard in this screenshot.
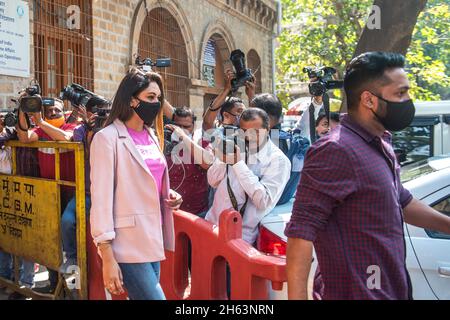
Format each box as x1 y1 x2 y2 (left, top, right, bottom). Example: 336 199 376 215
0 0 30 78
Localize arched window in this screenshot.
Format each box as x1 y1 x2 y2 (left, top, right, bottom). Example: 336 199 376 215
33 0 94 98
138 8 190 108
247 49 262 94
202 34 231 89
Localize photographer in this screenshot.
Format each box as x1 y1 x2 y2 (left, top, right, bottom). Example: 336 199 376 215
165 107 214 218
206 108 290 245
16 97 77 294
202 70 253 131
294 93 325 143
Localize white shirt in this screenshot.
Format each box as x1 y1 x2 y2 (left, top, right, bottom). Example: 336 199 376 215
295 99 324 142
205 139 291 244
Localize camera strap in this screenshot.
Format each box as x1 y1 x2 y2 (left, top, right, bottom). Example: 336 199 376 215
226 150 249 217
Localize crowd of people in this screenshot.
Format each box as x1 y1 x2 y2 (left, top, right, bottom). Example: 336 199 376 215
0 51 450 300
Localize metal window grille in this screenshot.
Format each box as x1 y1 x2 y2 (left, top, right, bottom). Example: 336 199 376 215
33 0 94 100
138 8 190 108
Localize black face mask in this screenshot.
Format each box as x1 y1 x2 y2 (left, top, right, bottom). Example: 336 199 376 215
370 93 416 132
133 99 161 126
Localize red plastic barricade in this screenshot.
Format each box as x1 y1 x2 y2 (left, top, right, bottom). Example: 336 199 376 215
87 210 287 300
160 209 287 300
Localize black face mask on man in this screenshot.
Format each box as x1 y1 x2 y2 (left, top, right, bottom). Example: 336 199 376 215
133 98 161 126
370 93 416 132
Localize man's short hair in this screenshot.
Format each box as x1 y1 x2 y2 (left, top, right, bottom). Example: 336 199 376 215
330 112 340 123
219 97 243 119
240 108 270 130
251 93 283 121
174 106 196 122
344 52 406 110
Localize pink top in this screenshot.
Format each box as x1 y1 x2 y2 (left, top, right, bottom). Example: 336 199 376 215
127 127 166 194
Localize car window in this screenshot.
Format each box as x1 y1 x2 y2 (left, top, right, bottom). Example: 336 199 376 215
393 125 434 166
426 196 450 240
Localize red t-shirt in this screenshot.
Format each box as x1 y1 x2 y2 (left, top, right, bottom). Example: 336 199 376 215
33 123 77 182
165 139 210 215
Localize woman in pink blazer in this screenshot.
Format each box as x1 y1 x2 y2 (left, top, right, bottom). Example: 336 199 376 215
89 68 182 300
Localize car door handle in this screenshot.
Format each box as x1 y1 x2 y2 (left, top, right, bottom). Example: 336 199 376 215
438 266 450 277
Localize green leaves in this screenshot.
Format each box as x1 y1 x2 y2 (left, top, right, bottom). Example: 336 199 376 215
277 0 450 105
276 0 372 105
406 0 450 101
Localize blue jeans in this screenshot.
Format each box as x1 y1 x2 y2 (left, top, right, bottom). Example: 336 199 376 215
61 195 91 260
119 262 166 300
0 251 34 288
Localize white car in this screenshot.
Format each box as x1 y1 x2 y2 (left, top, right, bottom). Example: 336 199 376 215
258 154 450 300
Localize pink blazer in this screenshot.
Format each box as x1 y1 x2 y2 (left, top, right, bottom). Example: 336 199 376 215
89 119 175 263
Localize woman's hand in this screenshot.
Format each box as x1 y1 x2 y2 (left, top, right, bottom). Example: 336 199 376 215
165 189 183 210
102 254 125 296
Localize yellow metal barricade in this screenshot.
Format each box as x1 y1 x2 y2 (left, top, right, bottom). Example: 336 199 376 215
0 141 86 300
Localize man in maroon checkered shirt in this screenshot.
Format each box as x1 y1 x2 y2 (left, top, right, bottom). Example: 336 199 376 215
285 52 450 300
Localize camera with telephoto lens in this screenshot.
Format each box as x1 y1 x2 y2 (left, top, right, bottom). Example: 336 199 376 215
59 83 109 108
303 66 344 97
135 55 171 72
230 50 254 93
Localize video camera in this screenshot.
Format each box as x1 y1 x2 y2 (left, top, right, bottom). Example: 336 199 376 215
4 80 55 127
303 66 344 96
134 54 171 72
91 105 111 133
59 83 109 109
230 50 254 93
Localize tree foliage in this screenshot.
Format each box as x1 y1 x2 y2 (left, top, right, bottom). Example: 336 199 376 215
276 0 449 105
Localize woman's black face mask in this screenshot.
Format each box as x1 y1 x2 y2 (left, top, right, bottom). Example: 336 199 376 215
370 93 416 132
133 98 161 126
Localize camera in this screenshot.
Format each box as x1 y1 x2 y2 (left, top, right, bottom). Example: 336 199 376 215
90 106 111 133
303 66 344 96
4 109 18 127
60 83 109 109
135 55 171 72
230 50 254 93
218 125 239 155
19 80 44 113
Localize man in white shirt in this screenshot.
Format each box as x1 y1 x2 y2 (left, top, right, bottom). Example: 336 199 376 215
295 95 324 143
206 108 291 245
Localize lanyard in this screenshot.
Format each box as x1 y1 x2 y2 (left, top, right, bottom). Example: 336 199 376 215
226 149 249 217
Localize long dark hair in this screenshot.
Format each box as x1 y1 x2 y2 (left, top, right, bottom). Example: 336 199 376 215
105 67 165 127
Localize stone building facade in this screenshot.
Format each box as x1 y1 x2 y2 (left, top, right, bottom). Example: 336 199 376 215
0 0 279 117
